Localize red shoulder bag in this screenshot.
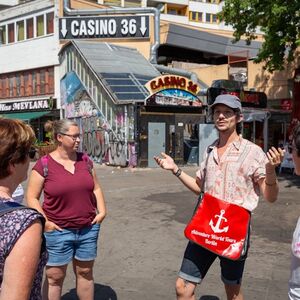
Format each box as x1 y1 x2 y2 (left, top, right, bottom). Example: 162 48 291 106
184 193 251 260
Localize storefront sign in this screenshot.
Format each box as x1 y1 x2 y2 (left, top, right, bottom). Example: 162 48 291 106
146 75 200 95
145 75 202 107
59 16 149 40
0 98 55 112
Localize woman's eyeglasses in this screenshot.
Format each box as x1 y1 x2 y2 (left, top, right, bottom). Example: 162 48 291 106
59 133 82 141
28 147 37 159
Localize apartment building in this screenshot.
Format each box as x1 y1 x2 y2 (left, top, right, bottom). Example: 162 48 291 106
0 0 60 143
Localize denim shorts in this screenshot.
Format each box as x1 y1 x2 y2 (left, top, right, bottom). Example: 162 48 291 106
178 242 246 285
44 224 100 266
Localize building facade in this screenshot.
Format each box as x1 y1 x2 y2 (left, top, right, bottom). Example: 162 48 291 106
0 0 298 167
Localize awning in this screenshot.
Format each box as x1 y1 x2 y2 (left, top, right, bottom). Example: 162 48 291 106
1 111 50 121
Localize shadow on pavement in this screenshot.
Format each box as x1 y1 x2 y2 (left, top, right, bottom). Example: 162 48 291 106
61 283 117 300
199 296 220 300
278 171 300 188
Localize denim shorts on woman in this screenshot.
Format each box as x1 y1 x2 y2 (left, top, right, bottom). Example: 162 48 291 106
44 224 100 266
178 242 246 285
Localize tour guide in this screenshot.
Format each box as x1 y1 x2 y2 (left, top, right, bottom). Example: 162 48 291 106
154 94 284 300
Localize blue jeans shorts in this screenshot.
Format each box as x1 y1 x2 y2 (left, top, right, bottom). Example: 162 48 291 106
44 224 100 266
178 242 246 285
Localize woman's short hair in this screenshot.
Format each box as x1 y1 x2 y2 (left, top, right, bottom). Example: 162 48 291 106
0 118 35 179
293 124 300 157
45 119 78 144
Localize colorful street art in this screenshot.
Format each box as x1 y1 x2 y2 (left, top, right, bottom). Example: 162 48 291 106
61 72 137 167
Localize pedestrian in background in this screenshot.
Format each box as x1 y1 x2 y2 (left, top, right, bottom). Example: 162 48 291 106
0 118 47 300
154 94 284 300
288 124 300 300
26 119 106 300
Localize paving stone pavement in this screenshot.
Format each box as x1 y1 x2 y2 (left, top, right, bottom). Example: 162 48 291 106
23 164 300 300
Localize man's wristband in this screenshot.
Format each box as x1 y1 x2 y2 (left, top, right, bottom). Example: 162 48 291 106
173 168 182 177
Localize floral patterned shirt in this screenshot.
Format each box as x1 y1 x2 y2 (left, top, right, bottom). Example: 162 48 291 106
0 199 48 299
197 137 268 211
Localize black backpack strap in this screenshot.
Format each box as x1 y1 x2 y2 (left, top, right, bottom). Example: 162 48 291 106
0 201 27 217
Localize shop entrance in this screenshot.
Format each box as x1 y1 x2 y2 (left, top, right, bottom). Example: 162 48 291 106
148 122 166 167
137 106 205 167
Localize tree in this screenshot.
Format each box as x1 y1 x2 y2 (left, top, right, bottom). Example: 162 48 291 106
220 0 300 72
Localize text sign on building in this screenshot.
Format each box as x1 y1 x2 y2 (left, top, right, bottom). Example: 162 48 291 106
145 75 202 107
0 99 55 112
59 16 150 40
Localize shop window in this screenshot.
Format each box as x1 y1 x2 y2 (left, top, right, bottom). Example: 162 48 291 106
26 18 34 39
46 12 54 34
17 20 24 41
8 23 15 43
36 15 44 37
0 25 6 44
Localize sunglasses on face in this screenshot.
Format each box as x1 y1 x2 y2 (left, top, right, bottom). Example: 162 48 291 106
28 147 37 159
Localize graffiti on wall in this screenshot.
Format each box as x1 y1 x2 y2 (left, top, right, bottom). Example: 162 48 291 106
78 116 136 167
61 72 137 167
61 72 99 118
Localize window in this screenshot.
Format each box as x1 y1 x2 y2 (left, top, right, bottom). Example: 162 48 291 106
9 75 15 97
0 25 6 44
8 23 15 43
16 75 21 96
46 12 54 34
26 18 34 39
190 11 197 21
17 20 25 41
206 13 218 23
36 15 44 37
40 69 45 94
189 11 203 22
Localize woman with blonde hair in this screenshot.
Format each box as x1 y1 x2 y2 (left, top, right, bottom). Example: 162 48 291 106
0 118 47 300
27 119 106 300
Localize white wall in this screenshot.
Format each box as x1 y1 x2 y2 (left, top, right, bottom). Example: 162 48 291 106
0 35 59 73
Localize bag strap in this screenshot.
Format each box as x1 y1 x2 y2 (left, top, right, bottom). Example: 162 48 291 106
202 147 213 193
41 153 93 177
0 201 27 217
41 155 49 177
82 152 93 175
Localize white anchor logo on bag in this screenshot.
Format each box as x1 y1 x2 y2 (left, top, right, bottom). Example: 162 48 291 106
209 209 229 233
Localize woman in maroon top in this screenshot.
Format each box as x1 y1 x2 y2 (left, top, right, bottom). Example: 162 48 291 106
27 119 106 300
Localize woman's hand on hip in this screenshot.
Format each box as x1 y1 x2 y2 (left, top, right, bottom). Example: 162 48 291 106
44 220 63 232
92 212 106 224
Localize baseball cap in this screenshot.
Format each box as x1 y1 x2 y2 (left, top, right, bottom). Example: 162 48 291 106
210 94 242 112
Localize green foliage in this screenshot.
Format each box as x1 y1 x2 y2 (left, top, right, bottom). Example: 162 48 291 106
220 0 300 72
